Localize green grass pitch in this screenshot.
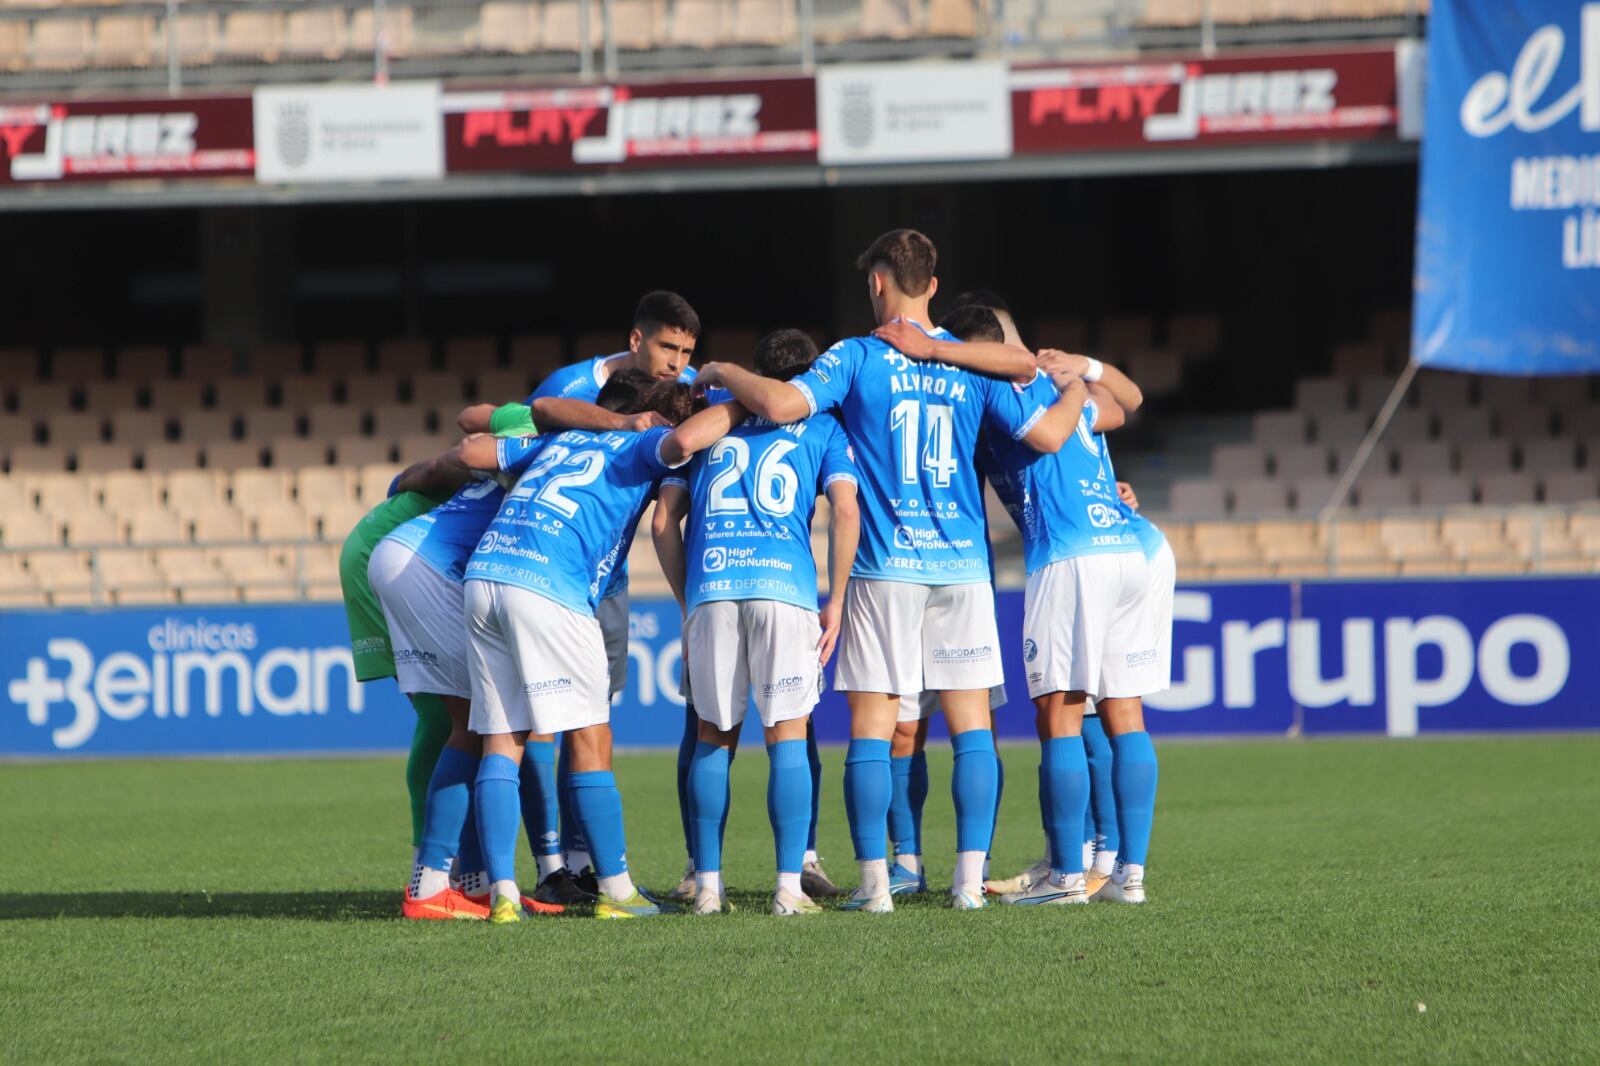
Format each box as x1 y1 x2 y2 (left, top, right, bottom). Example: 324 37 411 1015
2 736 1597 1063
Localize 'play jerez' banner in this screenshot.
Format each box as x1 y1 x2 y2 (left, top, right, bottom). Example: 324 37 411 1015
1412 0 1600 374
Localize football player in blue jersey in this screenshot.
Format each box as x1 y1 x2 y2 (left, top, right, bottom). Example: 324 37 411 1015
692 229 1089 911
889 302 1165 906
652 329 861 917
454 380 746 923
458 291 701 897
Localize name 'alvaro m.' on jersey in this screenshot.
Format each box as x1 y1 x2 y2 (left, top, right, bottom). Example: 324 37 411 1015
788 325 1045 585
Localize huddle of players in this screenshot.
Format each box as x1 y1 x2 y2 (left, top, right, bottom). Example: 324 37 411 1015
339 227 1172 922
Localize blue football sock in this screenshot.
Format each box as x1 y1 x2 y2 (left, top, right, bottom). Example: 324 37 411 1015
418 746 478 872
908 751 929 853
677 706 698 859
556 742 589 860
1037 760 1050 863
806 725 822 852
571 770 630 879
1110 730 1159 866
519 741 561 858
889 755 915 856
843 738 892 861
767 739 812 874
473 753 522 886
1042 736 1090 875
458 790 484 874
950 729 998 854
1082 715 1120 854
989 752 1006 855
688 741 731 874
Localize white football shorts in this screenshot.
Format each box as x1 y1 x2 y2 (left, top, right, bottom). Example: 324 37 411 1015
684 599 823 730
597 588 629 698
896 685 1008 723
1023 552 1149 700
465 579 610 736
367 538 471 699
1096 538 1177 701
837 579 1004 694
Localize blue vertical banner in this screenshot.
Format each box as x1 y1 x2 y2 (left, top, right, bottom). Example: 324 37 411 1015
1412 1 1600 374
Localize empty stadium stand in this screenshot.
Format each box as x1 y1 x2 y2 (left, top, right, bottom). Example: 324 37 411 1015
0 0 1426 86
0 306 1594 608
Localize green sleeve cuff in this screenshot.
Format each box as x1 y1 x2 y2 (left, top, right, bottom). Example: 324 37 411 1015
489 402 536 438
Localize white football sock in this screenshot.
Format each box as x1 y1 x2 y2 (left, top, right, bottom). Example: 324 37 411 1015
598 871 636 901
491 878 519 904
567 849 592 873
458 869 490 897
953 850 985 893
1082 841 1096 871
777 871 802 895
411 863 450 900
695 870 724 896
803 849 819 865
1092 849 1118 876
1114 862 1144 885
536 853 564 879
857 858 889 897
896 853 921 875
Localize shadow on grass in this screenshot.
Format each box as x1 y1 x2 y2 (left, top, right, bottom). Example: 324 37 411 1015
0 890 400 921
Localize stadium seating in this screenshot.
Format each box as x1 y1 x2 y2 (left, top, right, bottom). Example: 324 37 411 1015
0 0 1421 80
0 313 1595 607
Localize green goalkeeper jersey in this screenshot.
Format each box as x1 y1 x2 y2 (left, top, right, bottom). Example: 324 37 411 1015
340 490 450 682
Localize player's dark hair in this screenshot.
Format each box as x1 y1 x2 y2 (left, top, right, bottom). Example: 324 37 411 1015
754 329 819 381
596 367 655 413
854 229 937 297
952 289 1012 315
940 305 1005 345
633 290 701 340
641 380 695 426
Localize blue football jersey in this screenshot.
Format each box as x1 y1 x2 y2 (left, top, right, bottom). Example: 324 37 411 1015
789 325 1044 586
666 413 856 614
1098 431 1168 561
531 355 696 598
382 476 506 584
980 377 1142 575
530 354 697 404
464 427 682 616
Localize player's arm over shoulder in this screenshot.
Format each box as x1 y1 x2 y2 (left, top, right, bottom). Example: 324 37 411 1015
659 399 748 468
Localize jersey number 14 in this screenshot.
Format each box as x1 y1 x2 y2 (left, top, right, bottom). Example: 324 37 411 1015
890 400 958 488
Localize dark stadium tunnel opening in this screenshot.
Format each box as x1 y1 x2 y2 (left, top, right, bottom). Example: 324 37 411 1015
0 161 1416 418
